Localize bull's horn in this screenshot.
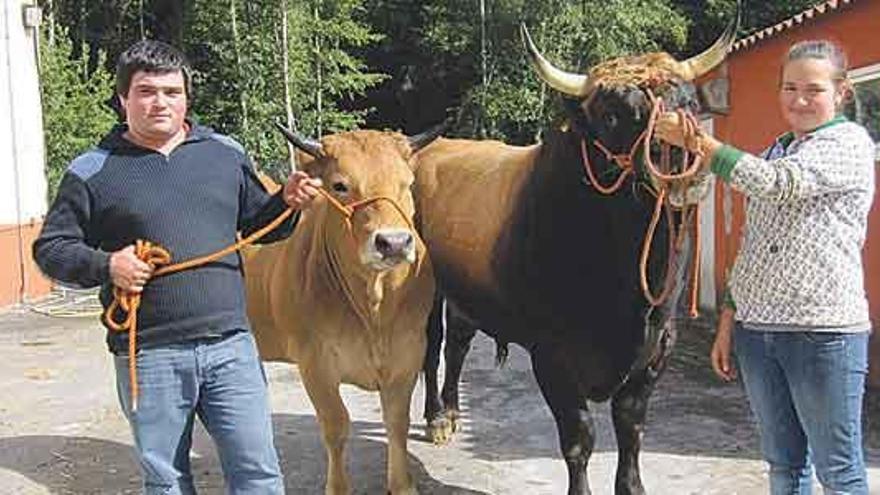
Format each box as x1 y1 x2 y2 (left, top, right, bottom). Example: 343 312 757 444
520 24 594 98
408 120 448 152
677 0 741 80
273 120 324 158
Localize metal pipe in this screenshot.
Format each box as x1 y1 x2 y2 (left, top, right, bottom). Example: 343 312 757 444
3 0 28 302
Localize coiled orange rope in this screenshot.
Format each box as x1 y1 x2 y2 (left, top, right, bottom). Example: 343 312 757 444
580 89 706 318
103 207 295 412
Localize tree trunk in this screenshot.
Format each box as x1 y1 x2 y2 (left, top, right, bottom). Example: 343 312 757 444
478 0 487 137
281 0 296 170
46 0 55 46
230 0 249 134
313 0 322 137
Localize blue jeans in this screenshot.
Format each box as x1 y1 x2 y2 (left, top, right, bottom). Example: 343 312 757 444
114 330 284 494
734 324 869 495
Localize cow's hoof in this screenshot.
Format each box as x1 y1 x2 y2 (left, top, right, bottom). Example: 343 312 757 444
427 416 455 445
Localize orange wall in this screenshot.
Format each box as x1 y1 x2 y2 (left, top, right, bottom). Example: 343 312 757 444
0 221 52 307
709 0 880 383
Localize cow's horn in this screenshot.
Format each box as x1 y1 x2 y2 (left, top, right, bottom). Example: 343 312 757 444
408 120 447 152
520 24 595 98
676 0 741 80
273 120 324 158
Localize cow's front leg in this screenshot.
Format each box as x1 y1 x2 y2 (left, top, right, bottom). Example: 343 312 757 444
301 366 351 495
380 374 420 495
422 295 447 445
531 348 594 495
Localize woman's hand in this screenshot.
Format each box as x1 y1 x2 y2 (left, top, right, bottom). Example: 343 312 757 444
654 112 688 148
710 307 737 381
654 112 723 163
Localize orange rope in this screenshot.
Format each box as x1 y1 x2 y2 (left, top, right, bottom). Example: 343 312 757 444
313 188 424 274
104 187 419 412
104 207 295 412
580 89 705 317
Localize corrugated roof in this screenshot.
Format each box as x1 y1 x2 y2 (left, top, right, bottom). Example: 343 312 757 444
732 0 858 52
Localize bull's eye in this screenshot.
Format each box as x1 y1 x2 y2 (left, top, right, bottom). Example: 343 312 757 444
332 182 349 194
605 113 619 128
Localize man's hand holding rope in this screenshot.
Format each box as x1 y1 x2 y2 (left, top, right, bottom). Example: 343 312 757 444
110 245 154 294
284 170 323 210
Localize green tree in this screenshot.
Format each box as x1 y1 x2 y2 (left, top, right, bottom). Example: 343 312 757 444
183 0 385 175
361 0 689 143
38 27 117 201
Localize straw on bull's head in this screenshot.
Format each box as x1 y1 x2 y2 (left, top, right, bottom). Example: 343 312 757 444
521 1 739 205
521 2 739 99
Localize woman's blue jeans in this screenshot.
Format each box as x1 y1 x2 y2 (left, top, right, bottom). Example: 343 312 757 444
114 330 284 494
734 324 869 495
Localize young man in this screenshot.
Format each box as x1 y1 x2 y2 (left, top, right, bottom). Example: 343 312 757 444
34 40 321 494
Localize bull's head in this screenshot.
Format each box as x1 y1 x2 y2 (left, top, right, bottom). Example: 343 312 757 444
522 1 740 187
276 124 443 273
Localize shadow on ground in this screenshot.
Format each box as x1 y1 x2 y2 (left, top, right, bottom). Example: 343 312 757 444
0 414 488 494
436 317 880 467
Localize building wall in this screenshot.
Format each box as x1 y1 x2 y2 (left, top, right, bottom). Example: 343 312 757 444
0 0 51 307
708 0 880 384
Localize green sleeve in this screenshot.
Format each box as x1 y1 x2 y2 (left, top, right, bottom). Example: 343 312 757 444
710 145 745 182
721 285 737 311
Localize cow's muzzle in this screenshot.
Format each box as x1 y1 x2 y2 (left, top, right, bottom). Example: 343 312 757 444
367 228 416 269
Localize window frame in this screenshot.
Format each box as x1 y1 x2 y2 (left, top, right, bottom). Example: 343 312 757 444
848 62 880 161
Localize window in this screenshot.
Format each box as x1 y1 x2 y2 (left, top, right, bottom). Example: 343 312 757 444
845 63 880 160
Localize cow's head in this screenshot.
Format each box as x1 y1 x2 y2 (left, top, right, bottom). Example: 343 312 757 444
522 2 739 190
276 124 443 273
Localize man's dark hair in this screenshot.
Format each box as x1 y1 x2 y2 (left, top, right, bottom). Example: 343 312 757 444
115 40 192 98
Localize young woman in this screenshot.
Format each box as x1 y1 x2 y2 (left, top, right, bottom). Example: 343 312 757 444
656 40 875 494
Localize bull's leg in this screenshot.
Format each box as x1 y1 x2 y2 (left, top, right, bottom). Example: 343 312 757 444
438 305 477 436
611 320 675 495
422 295 447 444
532 348 594 495
380 374 420 495
300 366 351 495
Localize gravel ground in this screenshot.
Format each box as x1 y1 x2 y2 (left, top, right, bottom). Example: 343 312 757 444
1 308 879 494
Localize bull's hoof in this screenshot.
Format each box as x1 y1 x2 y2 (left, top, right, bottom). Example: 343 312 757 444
427 415 455 445
387 486 418 495
443 409 461 432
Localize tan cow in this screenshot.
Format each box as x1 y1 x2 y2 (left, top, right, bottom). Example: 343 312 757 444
243 125 441 495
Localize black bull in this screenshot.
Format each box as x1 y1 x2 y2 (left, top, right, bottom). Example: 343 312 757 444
416 8 739 495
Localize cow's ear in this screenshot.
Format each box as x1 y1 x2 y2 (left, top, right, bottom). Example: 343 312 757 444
393 135 415 162
298 152 326 178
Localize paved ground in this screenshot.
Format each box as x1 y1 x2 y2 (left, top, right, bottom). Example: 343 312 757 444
2 308 880 494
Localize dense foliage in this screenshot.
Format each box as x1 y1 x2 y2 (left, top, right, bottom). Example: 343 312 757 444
38 0 825 187
38 27 116 200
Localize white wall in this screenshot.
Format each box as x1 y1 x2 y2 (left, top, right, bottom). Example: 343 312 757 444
698 117 716 310
0 0 47 226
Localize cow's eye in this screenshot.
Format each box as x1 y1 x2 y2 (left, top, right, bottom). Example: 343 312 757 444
332 182 349 194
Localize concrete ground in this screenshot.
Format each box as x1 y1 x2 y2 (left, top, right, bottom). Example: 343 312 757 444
1 308 880 494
